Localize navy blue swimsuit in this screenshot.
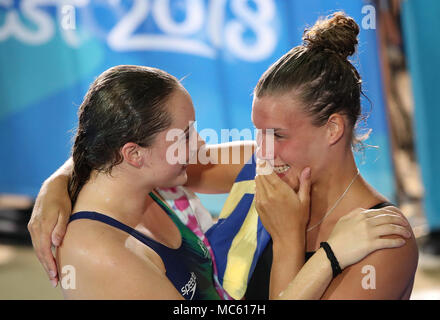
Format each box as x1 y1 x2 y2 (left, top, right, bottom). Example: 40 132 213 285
69 192 221 300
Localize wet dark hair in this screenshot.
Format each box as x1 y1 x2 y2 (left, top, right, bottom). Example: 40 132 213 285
255 12 367 147
69 65 179 204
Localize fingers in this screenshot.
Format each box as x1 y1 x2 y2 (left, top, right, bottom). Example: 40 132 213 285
37 232 58 287
298 167 311 204
256 161 312 203
255 161 277 194
255 175 268 194
28 215 59 287
255 174 272 206
256 159 273 176
364 207 401 218
256 160 290 187
373 238 407 250
256 160 278 186
254 176 266 212
367 213 409 227
363 207 412 239
380 205 401 214
257 174 277 194
51 211 69 247
373 224 412 239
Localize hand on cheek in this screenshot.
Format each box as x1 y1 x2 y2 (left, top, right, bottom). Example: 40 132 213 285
256 158 273 176
282 166 301 191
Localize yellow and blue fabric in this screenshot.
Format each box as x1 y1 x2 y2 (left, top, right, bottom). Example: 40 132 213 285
205 154 271 300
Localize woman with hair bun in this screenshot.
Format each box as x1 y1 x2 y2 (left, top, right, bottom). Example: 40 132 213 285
246 11 418 299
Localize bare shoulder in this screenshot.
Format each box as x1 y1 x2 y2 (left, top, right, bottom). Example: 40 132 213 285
56 219 181 299
58 218 136 265
323 205 419 299
371 205 419 271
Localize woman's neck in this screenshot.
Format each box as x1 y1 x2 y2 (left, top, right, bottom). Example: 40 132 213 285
73 169 154 229
308 152 373 229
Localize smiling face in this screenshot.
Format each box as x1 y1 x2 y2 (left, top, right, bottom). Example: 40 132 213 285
134 86 197 189
252 93 330 191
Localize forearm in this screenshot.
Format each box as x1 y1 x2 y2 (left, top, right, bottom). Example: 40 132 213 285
185 141 256 193
206 140 256 165
276 248 332 300
39 158 73 201
45 157 73 185
270 233 305 299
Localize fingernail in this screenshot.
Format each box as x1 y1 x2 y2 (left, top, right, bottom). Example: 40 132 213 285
51 279 58 288
49 270 57 278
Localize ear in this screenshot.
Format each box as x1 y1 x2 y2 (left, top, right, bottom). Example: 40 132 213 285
120 142 146 168
326 113 346 145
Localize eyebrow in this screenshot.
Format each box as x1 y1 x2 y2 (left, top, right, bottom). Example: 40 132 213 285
252 123 285 130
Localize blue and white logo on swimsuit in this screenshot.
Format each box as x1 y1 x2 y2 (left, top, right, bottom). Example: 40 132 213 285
181 272 197 300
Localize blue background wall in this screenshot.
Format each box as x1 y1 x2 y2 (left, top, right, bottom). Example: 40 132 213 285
0 0 394 214
401 0 440 229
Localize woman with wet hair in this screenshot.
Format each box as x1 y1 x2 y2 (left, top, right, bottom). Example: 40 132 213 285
28 13 415 300
53 65 227 299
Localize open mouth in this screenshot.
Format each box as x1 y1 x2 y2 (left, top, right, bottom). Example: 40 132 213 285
273 164 291 174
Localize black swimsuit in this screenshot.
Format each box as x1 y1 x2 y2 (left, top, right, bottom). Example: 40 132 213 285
244 201 395 300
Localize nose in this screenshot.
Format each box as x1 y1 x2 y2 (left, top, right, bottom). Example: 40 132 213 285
256 130 274 161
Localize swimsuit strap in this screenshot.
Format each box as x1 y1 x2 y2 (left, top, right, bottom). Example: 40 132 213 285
69 211 176 251
369 201 395 210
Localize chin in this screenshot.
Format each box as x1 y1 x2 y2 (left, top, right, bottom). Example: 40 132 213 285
178 172 188 186
160 171 188 188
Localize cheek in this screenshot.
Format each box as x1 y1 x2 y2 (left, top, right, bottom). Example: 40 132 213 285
281 127 328 162
280 138 328 186
150 163 187 188
156 154 185 177
147 146 185 182
276 139 308 167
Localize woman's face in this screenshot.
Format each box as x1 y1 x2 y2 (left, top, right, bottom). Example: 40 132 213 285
141 86 197 188
251 93 330 191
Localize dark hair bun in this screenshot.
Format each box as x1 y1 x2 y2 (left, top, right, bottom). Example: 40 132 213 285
302 11 360 59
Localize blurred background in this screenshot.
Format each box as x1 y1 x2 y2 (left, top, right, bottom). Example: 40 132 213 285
0 0 439 299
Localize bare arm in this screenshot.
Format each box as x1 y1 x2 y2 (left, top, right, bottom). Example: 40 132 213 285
28 158 73 286
277 247 333 299
320 211 418 299
185 140 256 194
270 233 306 298
255 165 311 299
273 208 413 300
